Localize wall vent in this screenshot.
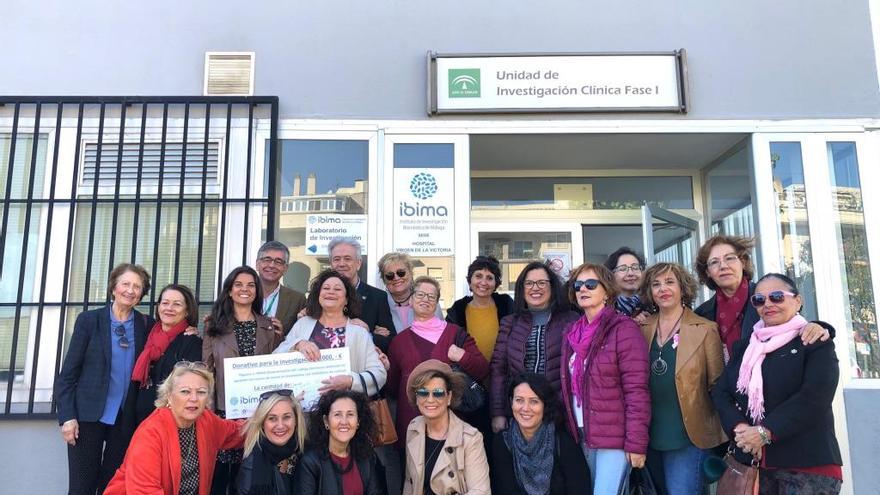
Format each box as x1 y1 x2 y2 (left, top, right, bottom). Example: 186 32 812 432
82 142 220 186
204 52 255 96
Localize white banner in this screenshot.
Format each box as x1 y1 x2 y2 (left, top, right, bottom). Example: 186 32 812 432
304 214 368 256
392 168 455 256
431 52 685 113
223 347 351 418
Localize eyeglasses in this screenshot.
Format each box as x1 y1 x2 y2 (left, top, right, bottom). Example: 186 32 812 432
259 389 294 402
572 279 601 292
383 269 408 281
613 264 643 274
413 290 438 302
707 253 741 271
174 360 209 370
415 388 448 399
750 290 797 307
524 279 550 290
114 325 130 348
258 256 287 267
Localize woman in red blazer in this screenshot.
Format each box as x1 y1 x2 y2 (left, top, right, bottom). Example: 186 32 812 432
105 361 243 495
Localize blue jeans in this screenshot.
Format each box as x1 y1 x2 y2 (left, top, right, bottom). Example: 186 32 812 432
647 444 708 495
581 444 630 495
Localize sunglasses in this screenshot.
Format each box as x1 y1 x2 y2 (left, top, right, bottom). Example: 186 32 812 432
174 360 209 370
114 325 130 349
572 279 601 292
415 388 448 399
383 269 408 281
750 290 797 307
259 389 294 402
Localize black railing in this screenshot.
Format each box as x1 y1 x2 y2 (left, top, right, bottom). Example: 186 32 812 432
0 96 279 418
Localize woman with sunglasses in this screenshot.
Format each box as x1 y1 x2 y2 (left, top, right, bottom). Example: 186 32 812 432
378 252 443 335
204 266 282 495
105 361 244 495
133 284 203 424
55 263 153 495
293 390 384 495
238 390 307 495
711 273 843 494
694 235 829 362
387 276 489 449
402 359 490 495
637 263 726 494
560 263 650 494
491 372 591 495
490 261 579 435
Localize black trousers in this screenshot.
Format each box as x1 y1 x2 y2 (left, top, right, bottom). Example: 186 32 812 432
66 416 130 495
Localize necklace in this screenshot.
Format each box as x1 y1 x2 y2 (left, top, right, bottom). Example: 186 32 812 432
651 309 684 376
425 436 446 465
392 290 412 306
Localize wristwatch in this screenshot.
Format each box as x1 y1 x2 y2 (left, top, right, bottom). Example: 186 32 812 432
757 426 771 445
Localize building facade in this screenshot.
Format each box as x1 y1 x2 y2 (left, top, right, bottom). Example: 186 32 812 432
2 1 880 492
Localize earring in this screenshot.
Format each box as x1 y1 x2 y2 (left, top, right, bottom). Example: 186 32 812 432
343 306 349 315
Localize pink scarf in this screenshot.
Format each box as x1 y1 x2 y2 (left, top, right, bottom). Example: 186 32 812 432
736 314 807 422
410 316 447 344
566 306 612 407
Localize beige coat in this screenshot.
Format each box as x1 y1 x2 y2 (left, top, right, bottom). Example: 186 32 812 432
403 411 490 495
640 308 727 449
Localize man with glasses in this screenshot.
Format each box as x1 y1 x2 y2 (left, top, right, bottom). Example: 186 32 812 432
255 240 306 337
328 237 396 352
603 246 649 320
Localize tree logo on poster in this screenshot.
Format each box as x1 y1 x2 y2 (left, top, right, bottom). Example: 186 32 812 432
448 68 481 98
410 172 438 200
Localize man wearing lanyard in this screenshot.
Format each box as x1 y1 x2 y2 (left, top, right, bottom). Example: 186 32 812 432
255 240 306 336
327 237 396 353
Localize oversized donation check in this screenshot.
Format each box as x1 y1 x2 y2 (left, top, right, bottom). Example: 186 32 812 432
223 347 351 418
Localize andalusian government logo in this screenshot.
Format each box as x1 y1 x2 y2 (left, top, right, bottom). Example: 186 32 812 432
448 68 481 98
410 173 438 200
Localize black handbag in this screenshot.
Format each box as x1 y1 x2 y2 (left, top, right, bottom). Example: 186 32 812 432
618 466 659 495
449 327 486 414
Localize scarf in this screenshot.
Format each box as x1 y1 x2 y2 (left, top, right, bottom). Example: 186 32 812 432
736 314 807 422
503 421 555 495
248 436 300 495
131 319 188 387
410 316 446 344
565 306 612 407
615 294 641 317
716 277 750 358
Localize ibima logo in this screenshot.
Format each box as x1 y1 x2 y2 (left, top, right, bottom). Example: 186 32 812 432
448 68 481 98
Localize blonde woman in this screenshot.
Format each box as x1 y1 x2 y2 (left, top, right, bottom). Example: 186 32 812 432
105 361 243 495
238 390 307 495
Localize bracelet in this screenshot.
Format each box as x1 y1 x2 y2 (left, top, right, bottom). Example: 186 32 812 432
757 426 771 445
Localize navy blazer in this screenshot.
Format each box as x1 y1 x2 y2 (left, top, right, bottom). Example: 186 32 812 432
356 281 396 353
55 306 150 424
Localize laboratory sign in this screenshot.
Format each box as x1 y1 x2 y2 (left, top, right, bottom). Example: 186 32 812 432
429 51 687 114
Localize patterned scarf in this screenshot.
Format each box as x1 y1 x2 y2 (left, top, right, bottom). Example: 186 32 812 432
736 315 807 422
131 319 188 387
716 278 750 359
615 294 641 317
503 421 555 495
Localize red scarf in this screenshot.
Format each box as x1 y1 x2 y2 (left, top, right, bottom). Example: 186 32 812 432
715 277 750 358
131 319 189 387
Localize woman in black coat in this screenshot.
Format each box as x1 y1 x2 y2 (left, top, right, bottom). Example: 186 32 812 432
492 372 591 495
711 273 843 494
292 390 385 495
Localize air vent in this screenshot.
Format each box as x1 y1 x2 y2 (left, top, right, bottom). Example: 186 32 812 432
204 52 255 96
82 142 220 185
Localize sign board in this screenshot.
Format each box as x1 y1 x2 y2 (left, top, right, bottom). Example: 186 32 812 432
305 214 368 255
392 168 455 256
429 51 687 114
544 250 572 280
223 347 351 417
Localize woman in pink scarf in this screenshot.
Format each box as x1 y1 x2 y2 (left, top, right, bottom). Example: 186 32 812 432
386 276 489 449
711 273 842 494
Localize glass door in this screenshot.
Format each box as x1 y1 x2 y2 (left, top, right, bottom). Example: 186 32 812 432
641 204 700 266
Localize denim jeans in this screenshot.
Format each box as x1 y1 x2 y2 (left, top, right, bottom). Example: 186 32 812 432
581 443 630 495
647 444 708 495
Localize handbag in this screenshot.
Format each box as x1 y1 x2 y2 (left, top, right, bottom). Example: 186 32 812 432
357 370 398 446
449 327 486 414
716 444 760 495
617 466 659 495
